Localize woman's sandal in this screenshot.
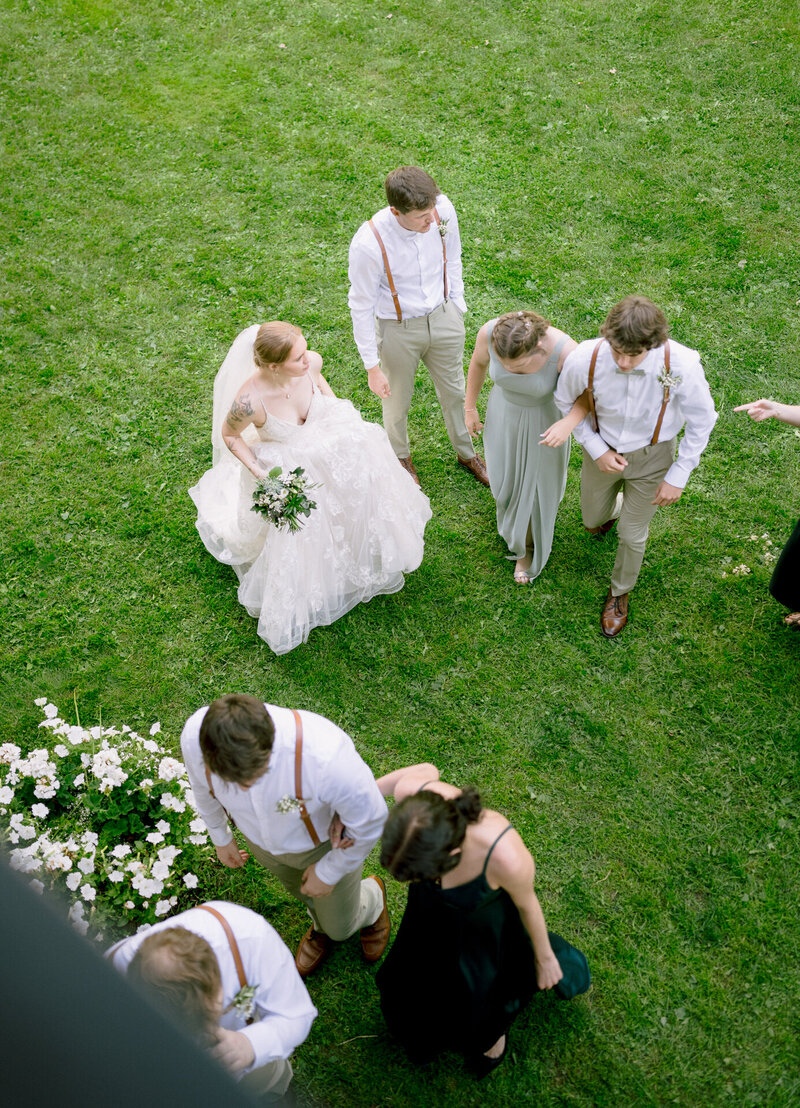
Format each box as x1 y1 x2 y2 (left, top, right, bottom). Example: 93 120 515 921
513 552 535 584
468 1034 509 1078
785 611 800 628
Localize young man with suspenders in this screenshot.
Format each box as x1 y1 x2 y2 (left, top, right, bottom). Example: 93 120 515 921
107 901 316 1100
555 296 718 637
180 694 390 976
348 165 489 488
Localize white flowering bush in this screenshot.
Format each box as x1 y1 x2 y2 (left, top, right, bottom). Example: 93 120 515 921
0 700 213 940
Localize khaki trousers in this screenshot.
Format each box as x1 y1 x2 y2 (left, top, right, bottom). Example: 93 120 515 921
239 1056 293 1101
375 299 474 460
242 835 382 942
580 438 677 595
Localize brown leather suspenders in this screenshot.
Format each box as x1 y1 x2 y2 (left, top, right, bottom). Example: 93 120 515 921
650 342 671 445
586 339 603 434
197 904 256 1024
291 709 321 846
586 340 672 445
368 219 402 321
368 208 448 322
432 209 448 302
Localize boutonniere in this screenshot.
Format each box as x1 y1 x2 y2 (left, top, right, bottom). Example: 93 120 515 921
276 795 303 815
437 217 449 238
230 984 258 1021
657 366 682 396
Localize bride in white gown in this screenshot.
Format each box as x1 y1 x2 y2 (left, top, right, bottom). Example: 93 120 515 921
190 322 432 654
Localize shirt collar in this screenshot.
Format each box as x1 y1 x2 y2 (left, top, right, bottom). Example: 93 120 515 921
612 346 661 377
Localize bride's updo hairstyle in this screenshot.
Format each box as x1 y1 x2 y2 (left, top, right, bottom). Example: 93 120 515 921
253 321 302 369
380 788 483 883
491 310 549 360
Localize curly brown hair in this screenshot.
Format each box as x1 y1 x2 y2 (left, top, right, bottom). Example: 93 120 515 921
600 296 668 353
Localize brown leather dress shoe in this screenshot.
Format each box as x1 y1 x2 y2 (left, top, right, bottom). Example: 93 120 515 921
586 518 617 537
457 453 490 487
398 455 421 486
295 926 330 977
601 589 629 638
360 875 391 962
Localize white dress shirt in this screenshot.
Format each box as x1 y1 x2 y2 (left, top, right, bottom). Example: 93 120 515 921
555 338 718 488
180 704 387 887
108 901 317 1070
348 193 467 368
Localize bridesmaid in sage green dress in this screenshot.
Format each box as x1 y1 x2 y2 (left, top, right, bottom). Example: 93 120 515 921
465 311 587 583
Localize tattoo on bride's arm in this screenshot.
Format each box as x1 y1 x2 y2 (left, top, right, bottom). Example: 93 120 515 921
228 395 255 425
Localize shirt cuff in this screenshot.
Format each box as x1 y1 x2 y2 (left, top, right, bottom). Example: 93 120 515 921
206 823 234 848
313 848 367 886
582 431 612 460
664 462 690 488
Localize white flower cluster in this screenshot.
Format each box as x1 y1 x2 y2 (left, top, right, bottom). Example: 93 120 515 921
721 533 776 578
0 701 212 942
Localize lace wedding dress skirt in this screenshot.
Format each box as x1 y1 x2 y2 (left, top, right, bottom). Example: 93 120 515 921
190 384 431 654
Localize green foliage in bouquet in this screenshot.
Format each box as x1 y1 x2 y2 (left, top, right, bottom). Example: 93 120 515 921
251 466 319 533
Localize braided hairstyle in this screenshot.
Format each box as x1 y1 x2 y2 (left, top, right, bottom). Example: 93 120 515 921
491 310 549 360
380 788 483 882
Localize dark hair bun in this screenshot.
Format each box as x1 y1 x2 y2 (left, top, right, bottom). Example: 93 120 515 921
452 786 482 824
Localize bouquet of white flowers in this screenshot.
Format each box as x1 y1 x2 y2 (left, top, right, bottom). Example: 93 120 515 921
0 700 213 941
251 466 318 532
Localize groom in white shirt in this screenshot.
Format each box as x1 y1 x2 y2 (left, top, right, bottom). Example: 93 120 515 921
348 165 489 488
181 695 390 976
555 296 717 637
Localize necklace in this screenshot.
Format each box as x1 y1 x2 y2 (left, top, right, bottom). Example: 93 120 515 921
271 369 293 399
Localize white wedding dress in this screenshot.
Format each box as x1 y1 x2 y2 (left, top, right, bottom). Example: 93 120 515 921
189 325 432 654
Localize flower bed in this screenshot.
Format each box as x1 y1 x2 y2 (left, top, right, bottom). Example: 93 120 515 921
0 700 213 941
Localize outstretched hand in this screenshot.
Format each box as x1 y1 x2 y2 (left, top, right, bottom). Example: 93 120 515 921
733 399 779 422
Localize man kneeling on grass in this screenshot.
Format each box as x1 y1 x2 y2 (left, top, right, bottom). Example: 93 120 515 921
108 901 316 1102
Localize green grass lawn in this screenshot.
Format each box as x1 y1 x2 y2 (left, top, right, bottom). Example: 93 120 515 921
2 0 799 1104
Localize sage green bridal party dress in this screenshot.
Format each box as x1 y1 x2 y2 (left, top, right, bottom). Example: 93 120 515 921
482 320 569 580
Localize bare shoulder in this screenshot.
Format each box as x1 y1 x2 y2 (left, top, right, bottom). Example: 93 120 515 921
548 327 577 362
484 822 535 885
227 382 259 427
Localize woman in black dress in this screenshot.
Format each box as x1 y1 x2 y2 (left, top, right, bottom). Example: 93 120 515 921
375 763 590 1074
735 398 800 626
